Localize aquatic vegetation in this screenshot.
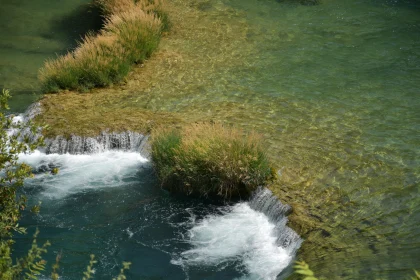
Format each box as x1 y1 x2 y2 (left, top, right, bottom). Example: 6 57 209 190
294 261 320 280
151 123 276 199
296 0 319 5
293 261 420 280
277 0 319 5
36 90 183 138
412 270 420 280
39 0 167 92
25 0 420 277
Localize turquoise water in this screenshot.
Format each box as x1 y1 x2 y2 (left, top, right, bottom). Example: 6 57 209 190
2 0 420 279
17 151 295 279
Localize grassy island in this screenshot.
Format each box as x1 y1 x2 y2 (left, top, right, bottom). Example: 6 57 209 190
151 123 276 199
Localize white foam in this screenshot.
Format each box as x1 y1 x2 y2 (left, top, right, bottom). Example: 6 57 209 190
19 150 148 199
6 114 24 138
173 203 292 279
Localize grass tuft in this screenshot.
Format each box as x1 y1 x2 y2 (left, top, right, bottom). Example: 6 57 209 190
151 123 276 200
39 0 168 93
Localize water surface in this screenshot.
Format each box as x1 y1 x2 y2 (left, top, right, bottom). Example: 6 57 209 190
113 0 419 277
3 0 420 279
17 151 295 279
0 0 102 111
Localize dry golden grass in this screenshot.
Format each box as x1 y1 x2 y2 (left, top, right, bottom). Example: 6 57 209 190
95 0 168 29
39 0 166 92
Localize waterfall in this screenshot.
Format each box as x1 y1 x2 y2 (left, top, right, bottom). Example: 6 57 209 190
25 102 42 120
173 187 302 279
7 102 43 141
11 103 150 156
43 132 149 155
248 187 302 256
15 103 302 279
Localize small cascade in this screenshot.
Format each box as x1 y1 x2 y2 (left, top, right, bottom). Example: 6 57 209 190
43 132 149 155
24 102 42 120
13 103 302 279
173 187 302 279
248 187 303 256
10 103 150 156
7 102 43 142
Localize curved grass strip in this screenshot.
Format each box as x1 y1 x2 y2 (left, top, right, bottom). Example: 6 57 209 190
151 123 276 199
39 0 167 93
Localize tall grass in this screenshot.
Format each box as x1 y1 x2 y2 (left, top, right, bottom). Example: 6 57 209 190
97 0 168 28
39 0 167 92
151 123 276 199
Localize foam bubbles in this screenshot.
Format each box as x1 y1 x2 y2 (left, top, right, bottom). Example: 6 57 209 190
19 150 148 199
15 143 296 279
173 203 292 280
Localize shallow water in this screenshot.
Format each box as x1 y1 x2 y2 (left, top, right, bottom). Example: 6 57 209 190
124 0 418 277
3 0 420 279
217 1 420 278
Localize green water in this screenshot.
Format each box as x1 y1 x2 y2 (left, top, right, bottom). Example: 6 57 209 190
122 0 419 278
225 1 420 276
2 0 420 279
0 0 102 111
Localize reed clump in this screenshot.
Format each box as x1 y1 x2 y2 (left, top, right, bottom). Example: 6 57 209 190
39 0 167 93
151 123 276 199
97 0 170 31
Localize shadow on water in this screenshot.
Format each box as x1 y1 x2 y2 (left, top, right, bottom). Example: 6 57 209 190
378 0 420 10
44 3 104 52
1 1 103 113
